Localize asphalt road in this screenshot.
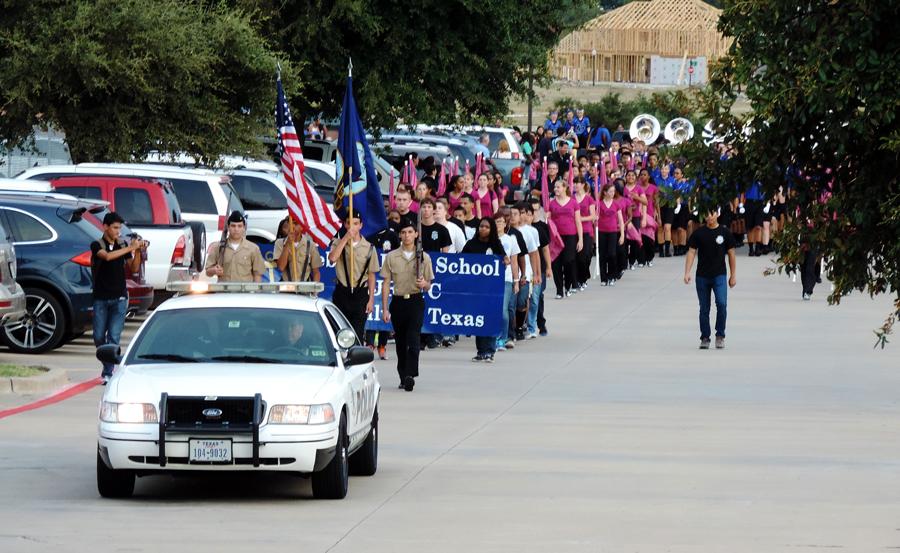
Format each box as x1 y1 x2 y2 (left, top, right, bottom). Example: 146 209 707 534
1 254 899 552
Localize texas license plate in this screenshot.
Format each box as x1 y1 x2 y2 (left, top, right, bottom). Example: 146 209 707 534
189 439 232 463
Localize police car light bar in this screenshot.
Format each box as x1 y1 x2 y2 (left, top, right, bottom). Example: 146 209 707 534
166 281 324 295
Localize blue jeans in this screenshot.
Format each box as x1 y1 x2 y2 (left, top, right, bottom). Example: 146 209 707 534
526 279 542 334
93 297 127 376
508 281 530 339
476 336 496 356
497 282 514 345
695 275 727 339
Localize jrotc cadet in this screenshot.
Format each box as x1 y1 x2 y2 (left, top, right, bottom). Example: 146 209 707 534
205 211 265 282
328 210 380 341
380 217 434 392
274 216 322 282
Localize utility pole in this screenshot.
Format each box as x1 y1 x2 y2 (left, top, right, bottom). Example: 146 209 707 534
591 49 597 86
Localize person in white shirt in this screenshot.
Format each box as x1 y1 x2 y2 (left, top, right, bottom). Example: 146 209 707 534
510 203 541 340
493 211 520 351
435 198 467 253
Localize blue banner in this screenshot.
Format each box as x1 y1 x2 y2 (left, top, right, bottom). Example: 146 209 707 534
260 245 504 335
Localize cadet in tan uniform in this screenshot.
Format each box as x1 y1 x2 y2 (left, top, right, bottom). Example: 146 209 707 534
274 216 323 282
204 211 265 282
380 217 434 392
328 210 380 341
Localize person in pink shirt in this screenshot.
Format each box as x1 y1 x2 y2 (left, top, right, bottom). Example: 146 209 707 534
622 169 648 269
447 175 465 213
573 177 597 289
638 167 658 267
473 173 499 219
548 180 583 298
596 182 625 286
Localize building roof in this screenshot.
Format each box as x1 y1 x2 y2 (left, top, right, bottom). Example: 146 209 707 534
585 0 721 33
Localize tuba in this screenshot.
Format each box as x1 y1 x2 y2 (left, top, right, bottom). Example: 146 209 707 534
629 114 661 144
664 118 695 145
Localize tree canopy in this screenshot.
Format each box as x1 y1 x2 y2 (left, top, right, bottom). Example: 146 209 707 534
676 0 900 345
0 0 290 163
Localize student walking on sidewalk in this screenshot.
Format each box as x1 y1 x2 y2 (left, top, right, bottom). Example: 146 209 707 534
683 210 737 350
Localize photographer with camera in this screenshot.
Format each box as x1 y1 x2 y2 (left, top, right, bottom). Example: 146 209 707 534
91 212 146 384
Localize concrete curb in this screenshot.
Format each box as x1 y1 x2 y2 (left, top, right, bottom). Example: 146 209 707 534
1 369 69 395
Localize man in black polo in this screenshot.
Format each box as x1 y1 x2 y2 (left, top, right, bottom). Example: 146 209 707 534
91 212 145 383
684 209 737 350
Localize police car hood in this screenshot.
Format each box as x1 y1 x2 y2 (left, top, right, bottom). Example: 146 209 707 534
113 363 337 403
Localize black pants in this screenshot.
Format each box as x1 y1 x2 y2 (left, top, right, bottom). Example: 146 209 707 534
537 280 547 331
390 294 425 381
801 248 819 295
576 233 594 285
642 234 656 263
597 231 618 282
332 284 370 342
551 234 578 295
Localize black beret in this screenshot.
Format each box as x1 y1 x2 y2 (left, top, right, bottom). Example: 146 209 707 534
227 210 245 224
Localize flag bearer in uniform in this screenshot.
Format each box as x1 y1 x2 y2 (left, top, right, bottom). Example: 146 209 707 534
328 210 380 342
275 216 323 282
381 218 434 392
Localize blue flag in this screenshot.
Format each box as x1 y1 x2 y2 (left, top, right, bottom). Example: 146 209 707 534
335 76 387 237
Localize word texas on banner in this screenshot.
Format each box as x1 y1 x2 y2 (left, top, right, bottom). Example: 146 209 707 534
260 246 505 335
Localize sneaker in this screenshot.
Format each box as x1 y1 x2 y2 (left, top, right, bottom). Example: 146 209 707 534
377 345 388 360
637 263 645 268
555 294 564 300
484 355 495 364
609 279 616 287
525 333 537 340
539 328 548 337
566 290 574 297
647 261 653 268
403 376 415 392
601 281 608 287
472 354 485 362
515 330 525 341
802 293 811 301
505 340 516 350
715 336 725 349
699 338 711 350
629 263 636 271
101 375 110 385
496 344 506 352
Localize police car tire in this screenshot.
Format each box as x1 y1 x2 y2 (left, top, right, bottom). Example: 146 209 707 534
312 413 349 499
349 407 378 477
96 451 135 498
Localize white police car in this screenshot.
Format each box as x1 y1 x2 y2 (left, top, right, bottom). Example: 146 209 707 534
95 281 379 499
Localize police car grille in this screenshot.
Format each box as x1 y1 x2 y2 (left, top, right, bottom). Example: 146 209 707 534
164 397 259 431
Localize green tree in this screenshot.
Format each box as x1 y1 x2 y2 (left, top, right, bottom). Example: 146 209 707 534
0 0 292 164
678 1 900 345
234 0 599 128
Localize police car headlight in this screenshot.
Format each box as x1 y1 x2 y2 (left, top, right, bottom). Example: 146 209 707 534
268 404 335 425
100 401 158 423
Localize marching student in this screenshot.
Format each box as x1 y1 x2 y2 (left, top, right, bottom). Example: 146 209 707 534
328 210 380 342
473 173 499 219
381 218 434 392
462 216 511 362
596 183 625 286
656 163 676 257
549 179 583 298
435 198 467 253
274 216 322 282
622 170 647 269
638 168 658 267
205 211 266 282
573 177 597 289
527 197 553 336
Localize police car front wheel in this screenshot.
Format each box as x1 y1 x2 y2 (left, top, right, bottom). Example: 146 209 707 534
311 413 349 499
96 451 135 498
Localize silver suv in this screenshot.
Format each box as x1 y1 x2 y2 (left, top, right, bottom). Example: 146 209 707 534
0 220 26 324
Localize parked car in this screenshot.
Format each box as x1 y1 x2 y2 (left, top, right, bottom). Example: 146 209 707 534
371 143 454 177
301 139 398 197
377 132 478 169
15 164 250 265
50 176 195 291
0 219 26 325
0 193 149 353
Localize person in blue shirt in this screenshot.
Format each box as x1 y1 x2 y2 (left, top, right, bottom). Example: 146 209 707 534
672 167 693 255
572 108 590 147
563 110 576 134
588 125 611 150
743 181 767 256
544 110 562 134
655 164 676 257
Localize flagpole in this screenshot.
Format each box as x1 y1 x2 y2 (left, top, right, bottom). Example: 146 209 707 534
348 164 355 293
288 218 300 281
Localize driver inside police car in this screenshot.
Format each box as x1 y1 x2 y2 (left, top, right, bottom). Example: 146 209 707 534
205 211 266 282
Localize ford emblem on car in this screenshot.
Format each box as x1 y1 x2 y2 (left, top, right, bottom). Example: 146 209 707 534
202 408 223 419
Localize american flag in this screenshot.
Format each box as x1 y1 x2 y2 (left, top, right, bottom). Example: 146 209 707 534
276 77 340 248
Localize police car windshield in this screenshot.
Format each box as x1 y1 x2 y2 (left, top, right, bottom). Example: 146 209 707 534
126 308 337 366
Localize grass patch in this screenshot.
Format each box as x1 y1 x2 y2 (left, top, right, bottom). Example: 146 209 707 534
0 364 48 378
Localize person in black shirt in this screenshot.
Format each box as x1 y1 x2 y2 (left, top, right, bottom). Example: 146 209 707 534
365 225 400 359
684 210 737 350
528 198 553 336
91 212 145 383
418 198 452 253
462 217 507 362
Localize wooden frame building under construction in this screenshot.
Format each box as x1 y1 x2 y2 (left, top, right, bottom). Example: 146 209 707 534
552 0 730 85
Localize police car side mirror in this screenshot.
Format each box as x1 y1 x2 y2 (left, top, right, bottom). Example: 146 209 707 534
96 344 122 366
344 346 374 367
